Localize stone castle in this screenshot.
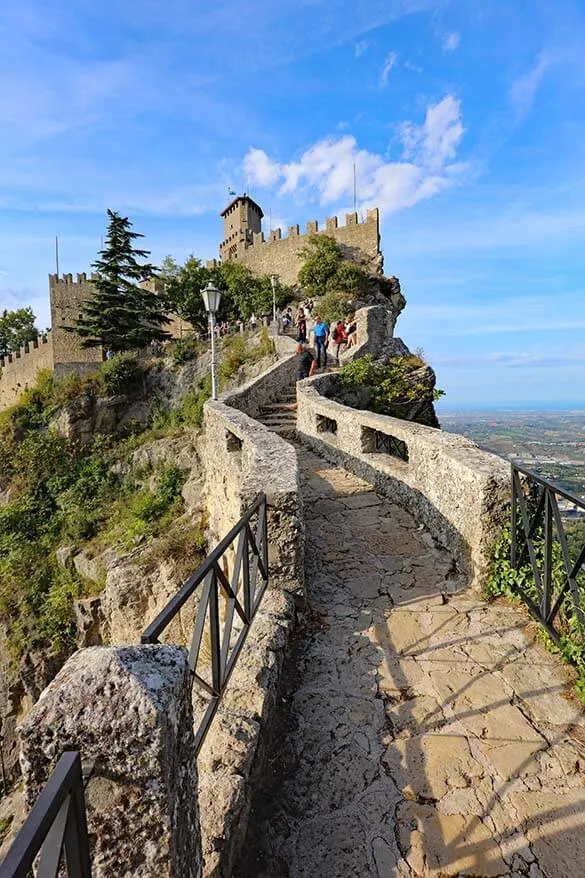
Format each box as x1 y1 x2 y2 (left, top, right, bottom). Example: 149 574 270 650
0 196 382 409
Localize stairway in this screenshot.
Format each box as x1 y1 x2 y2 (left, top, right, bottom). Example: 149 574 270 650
257 390 297 440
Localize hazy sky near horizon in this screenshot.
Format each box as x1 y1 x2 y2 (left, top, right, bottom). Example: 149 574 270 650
1 0 585 408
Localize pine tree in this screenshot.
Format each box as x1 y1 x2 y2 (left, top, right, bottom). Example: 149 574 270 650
69 210 171 352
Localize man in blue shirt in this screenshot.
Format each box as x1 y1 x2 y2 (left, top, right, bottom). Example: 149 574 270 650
312 315 329 368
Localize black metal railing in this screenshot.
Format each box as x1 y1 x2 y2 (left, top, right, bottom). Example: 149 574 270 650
0 751 91 878
141 493 269 753
511 463 585 643
373 430 409 462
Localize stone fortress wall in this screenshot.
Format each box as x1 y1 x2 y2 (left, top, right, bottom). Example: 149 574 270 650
48 273 104 379
209 207 382 285
0 274 191 411
0 335 55 409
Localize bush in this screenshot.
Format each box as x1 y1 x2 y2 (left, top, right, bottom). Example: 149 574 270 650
171 336 200 366
99 353 142 395
338 354 444 417
318 290 353 327
486 515 585 703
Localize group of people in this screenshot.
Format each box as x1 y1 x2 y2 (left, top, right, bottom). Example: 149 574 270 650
295 309 358 380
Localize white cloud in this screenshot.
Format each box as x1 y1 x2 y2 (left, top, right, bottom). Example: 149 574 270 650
380 51 398 87
243 147 281 187
243 95 467 214
399 94 465 169
355 39 370 58
509 52 550 122
442 31 460 52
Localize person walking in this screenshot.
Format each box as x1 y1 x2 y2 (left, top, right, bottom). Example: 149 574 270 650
332 320 348 362
296 343 317 380
312 314 329 369
296 308 307 343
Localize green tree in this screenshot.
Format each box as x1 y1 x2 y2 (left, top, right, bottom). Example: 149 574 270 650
69 210 170 352
298 235 344 296
160 255 209 330
298 235 368 303
0 307 38 357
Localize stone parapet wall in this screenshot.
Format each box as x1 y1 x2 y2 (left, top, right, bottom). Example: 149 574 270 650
297 375 509 588
223 335 298 419
197 344 304 872
0 335 54 409
229 209 381 285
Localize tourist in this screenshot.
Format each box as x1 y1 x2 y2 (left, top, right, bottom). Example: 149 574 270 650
296 343 316 380
332 321 348 362
345 316 357 348
313 314 329 368
296 308 307 343
250 313 257 330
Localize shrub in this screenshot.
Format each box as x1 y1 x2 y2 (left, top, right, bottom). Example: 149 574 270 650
99 353 142 396
172 336 200 366
338 353 444 418
486 515 585 703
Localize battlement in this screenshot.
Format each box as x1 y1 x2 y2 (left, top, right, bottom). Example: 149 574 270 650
49 272 99 287
0 333 55 408
223 209 378 255
221 207 381 286
0 333 51 370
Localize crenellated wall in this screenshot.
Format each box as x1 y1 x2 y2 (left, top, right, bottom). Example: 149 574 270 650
208 208 382 285
0 335 54 408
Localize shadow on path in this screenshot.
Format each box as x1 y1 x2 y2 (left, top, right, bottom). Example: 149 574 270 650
239 449 585 878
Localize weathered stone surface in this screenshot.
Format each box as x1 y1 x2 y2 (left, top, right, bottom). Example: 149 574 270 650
241 448 585 878
297 372 509 590
509 789 585 878
19 645 201 877
197 588 296 878
202 347 304 594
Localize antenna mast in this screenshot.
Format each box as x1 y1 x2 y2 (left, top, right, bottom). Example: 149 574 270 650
55 236 59 276
353 163 357 212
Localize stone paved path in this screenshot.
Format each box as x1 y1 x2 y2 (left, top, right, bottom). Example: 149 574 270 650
243 449 585 878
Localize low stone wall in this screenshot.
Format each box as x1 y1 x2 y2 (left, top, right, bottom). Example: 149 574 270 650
223 334 297 419
297 374 509 588
196 343 304 874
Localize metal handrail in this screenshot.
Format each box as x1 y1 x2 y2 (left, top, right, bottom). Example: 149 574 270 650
511 463 585 642
0 751 91 878
141 493 269 753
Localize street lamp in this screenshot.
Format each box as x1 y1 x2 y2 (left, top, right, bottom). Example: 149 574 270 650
270 274 278 324
201 281 222 400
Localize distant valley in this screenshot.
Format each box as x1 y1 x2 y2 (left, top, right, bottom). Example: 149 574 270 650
439 409 585 506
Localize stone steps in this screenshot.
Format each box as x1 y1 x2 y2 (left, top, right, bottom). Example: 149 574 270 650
257 390 298 442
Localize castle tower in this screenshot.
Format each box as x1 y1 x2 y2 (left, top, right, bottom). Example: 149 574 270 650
49 273 104 377
220 194 263 261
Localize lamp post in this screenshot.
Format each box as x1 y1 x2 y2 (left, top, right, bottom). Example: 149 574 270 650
201 281 222 400
270 274 278 324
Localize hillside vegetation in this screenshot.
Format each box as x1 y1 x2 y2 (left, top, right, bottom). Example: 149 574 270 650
0 331 273 666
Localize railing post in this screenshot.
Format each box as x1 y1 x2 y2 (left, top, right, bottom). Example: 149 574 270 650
542 489 553 620
209 566 222 693
510 464 518 570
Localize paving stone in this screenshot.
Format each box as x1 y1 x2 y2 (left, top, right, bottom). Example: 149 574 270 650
242 445 585 878
397 801 509 876
383 732 483 800
508 789 585 878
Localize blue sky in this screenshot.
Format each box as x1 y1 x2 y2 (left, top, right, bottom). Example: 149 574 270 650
1 0 585 409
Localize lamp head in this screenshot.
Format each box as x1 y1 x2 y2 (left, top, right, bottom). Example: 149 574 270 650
201 282 222 314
